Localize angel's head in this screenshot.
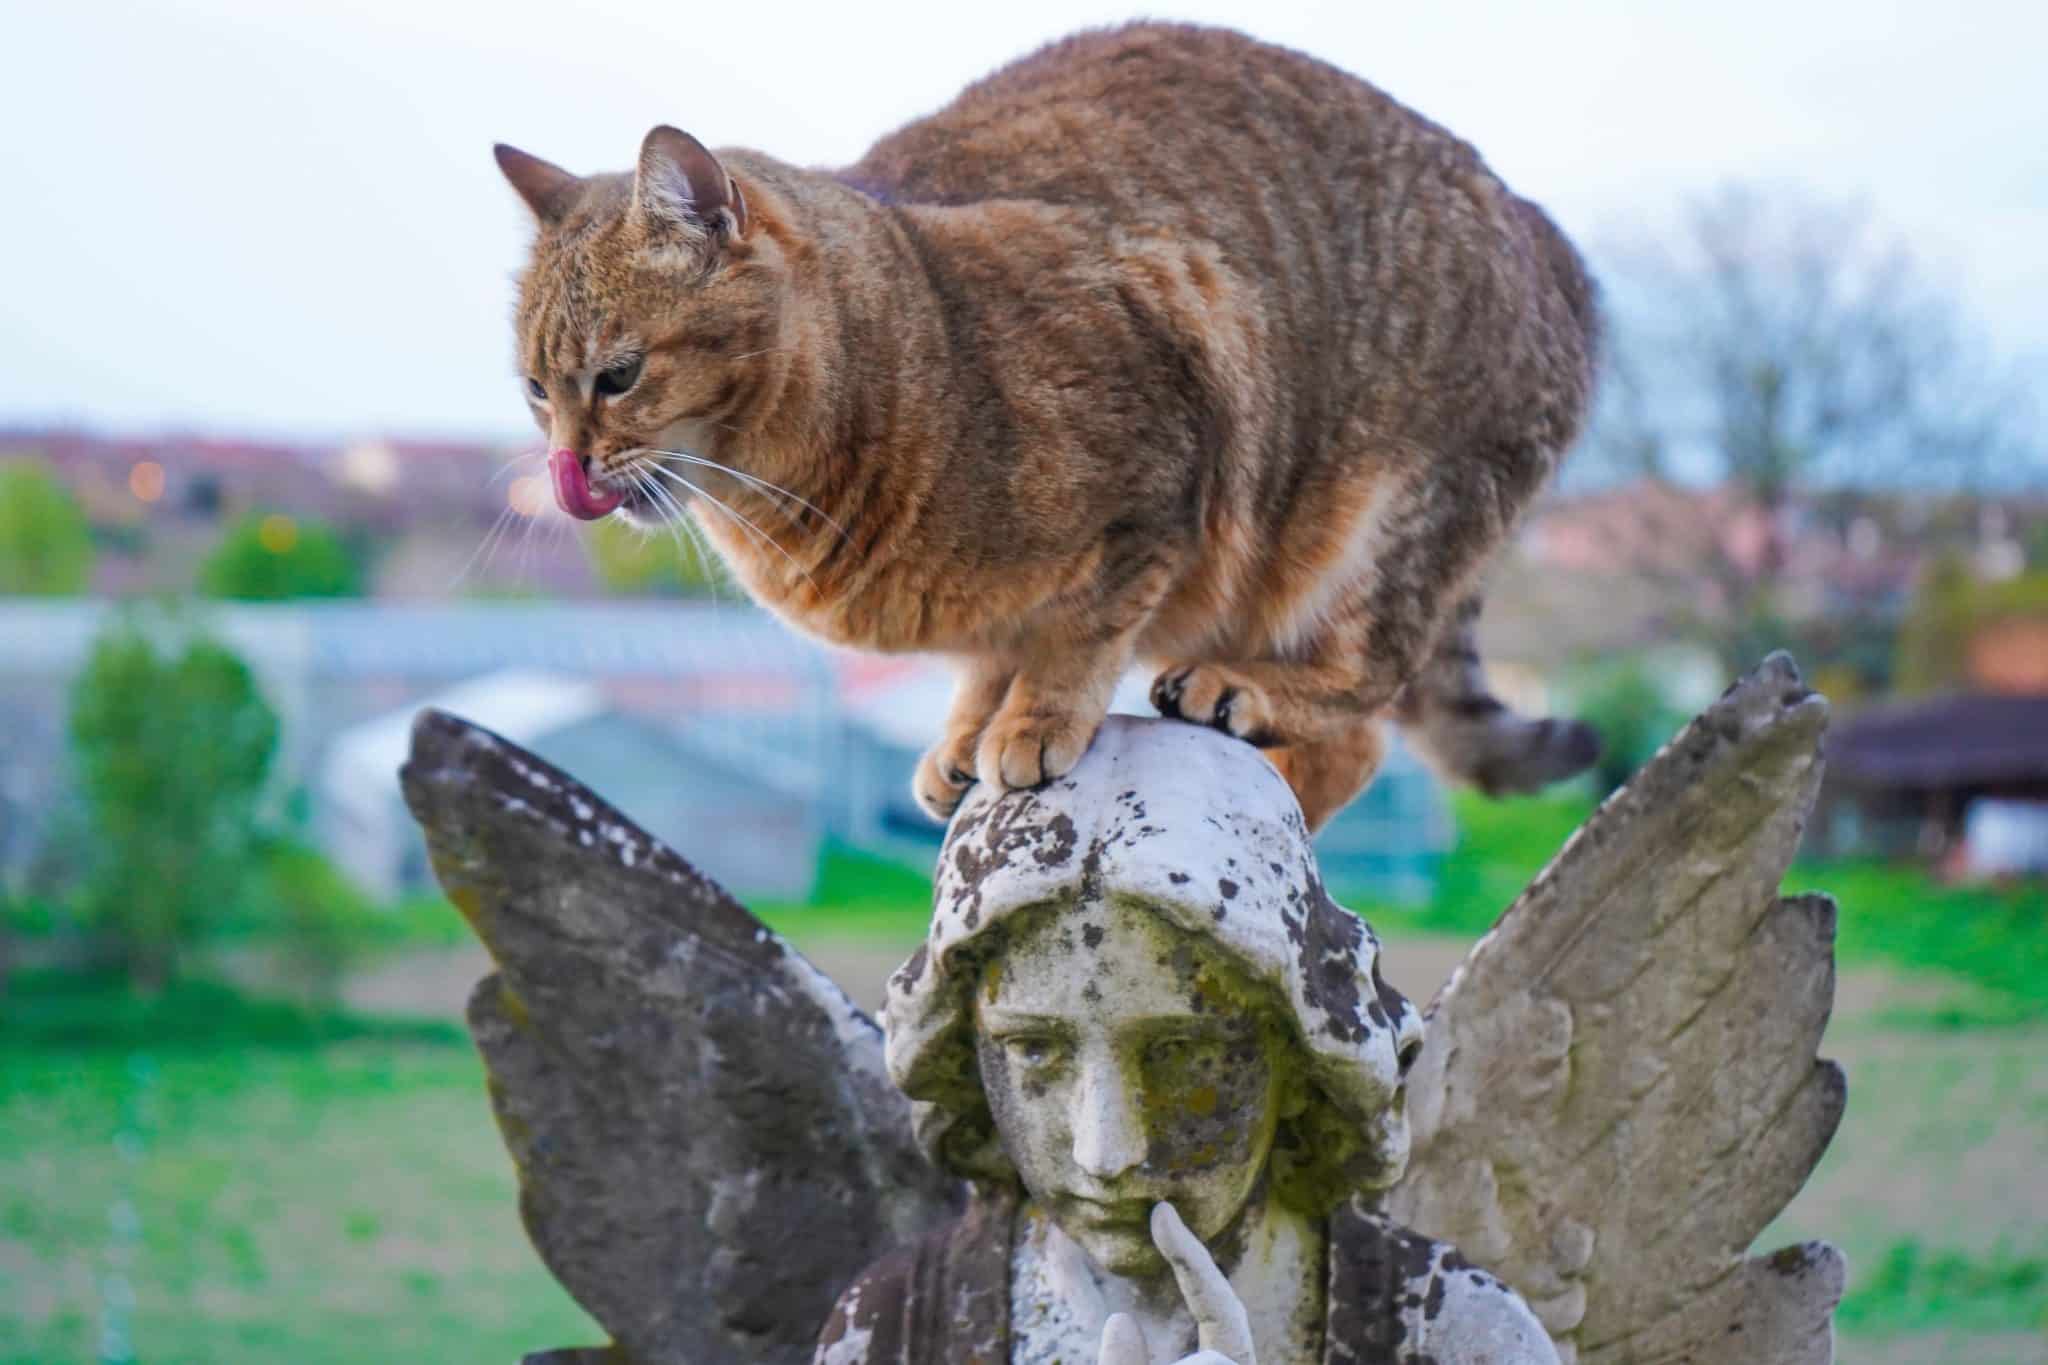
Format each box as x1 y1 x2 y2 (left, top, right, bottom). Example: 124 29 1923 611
883 718 1423 1275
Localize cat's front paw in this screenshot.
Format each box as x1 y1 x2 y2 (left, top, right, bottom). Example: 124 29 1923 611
976 708 1099 792
1151 665 1276 745
912 740 979 821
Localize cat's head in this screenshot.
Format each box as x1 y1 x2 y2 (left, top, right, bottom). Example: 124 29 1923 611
496 127 791 522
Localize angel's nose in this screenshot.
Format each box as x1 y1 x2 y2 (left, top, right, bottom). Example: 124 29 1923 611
1071 1055 1145 1180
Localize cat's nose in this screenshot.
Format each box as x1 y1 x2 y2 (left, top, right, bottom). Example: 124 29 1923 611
549 448 624 520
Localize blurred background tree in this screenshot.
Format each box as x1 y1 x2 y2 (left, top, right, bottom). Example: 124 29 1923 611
199 511 363 600
0 457 95 595
67 616 279 989
1574 658 1689 797
1585 184 2039 679
254 835 383 1002
584 515 721 595
1893 552 1979 696
1894 554 2048 697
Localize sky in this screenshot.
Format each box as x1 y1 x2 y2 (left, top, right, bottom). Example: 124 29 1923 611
2 0 2044 446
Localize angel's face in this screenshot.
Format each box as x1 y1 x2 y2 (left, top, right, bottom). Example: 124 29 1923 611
973 901 1298 1279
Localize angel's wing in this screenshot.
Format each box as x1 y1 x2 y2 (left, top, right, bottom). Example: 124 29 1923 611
1384 654 1847 1364
400 709 960 1365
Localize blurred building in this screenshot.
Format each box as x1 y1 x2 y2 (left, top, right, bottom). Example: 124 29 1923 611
321 669 821 901
0 602 838 903
764 657 1455 902
1818 596 2048 876
1824 694 2048 873
0 600 1459 907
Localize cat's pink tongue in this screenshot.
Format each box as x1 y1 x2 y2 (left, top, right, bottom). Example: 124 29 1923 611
549 448 624 520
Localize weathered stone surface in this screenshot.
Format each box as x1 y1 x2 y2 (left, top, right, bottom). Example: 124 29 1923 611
407 653 1847 1364
400 709 959 1365
827 719 1563 1362
1384 653 1846 1363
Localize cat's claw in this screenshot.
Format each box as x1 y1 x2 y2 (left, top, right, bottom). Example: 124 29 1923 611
1151 665 1276 745
977 710 1097 792
913 746 979 821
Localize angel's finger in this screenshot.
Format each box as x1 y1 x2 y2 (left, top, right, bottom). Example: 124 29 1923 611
1150 1203 1255 1363
1098 1311 1148 1365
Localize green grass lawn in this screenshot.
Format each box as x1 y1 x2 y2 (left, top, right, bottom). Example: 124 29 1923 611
5 791 2044 1362
0 980 598 1364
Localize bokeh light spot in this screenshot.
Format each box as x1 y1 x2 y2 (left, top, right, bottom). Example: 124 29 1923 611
259 514 299 554
129 461 165 503
508 476 549 518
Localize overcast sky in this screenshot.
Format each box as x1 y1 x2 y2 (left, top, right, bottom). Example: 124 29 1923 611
3 0 2043 447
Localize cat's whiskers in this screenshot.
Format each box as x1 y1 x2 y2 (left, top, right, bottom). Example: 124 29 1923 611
639 459 822 595
644 448 848 542
629 466 720 588
449 500 521 592
487 447 548 488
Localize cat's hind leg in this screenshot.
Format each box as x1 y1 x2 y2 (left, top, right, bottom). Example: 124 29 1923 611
1268 720 1387 832
912 658 1016 820
1153 436 1560 799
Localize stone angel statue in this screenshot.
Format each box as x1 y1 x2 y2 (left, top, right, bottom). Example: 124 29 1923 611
399 656 1846 1365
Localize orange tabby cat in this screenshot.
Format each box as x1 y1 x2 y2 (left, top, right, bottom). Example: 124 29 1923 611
495 22 1599 830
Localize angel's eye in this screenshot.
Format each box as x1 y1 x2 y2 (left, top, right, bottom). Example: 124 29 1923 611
525 377 547 403
1004 1035 1065 1068
594 356 643 398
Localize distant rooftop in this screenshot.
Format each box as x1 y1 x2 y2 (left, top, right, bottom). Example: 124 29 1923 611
1830 693 2048 790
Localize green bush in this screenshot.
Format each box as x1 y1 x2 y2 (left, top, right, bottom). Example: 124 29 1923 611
255 838 384 1001
584 514 721 595
67 615 280 988
199 511 363 600
1346 789 1593 936
0 969 462 1051
1573 659 1689 797
0 457 94 594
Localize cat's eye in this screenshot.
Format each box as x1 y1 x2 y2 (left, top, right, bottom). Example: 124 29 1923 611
525 377 547 403
594 356 643 399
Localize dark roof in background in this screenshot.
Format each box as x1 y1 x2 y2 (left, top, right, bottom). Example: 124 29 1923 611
1829 694 2048 789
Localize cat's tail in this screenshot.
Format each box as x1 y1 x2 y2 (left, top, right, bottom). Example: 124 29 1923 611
1393 594 1600 796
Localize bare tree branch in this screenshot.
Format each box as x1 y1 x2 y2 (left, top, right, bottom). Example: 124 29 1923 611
1574 183 2043 671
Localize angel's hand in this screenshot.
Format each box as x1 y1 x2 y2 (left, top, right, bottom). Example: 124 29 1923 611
1094 1204 1256 1365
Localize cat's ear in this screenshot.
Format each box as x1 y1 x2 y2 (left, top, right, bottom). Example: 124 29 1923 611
633 125 749 239
494 144 582 225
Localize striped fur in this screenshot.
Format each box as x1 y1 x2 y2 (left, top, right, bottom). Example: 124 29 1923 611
497 24 1601 829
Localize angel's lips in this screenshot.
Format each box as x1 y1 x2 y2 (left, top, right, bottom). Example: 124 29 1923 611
550 448 625 520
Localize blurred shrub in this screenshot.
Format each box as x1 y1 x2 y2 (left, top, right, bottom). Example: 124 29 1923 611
67 615 279 988
1350 789 1595 937
255 837 382 1002
1574 658 1689 797
585 515 721 595
1896 559 2048 696
199 511 362 599
1893 552 1977 695
0 458 94 594
0 968 460 1051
